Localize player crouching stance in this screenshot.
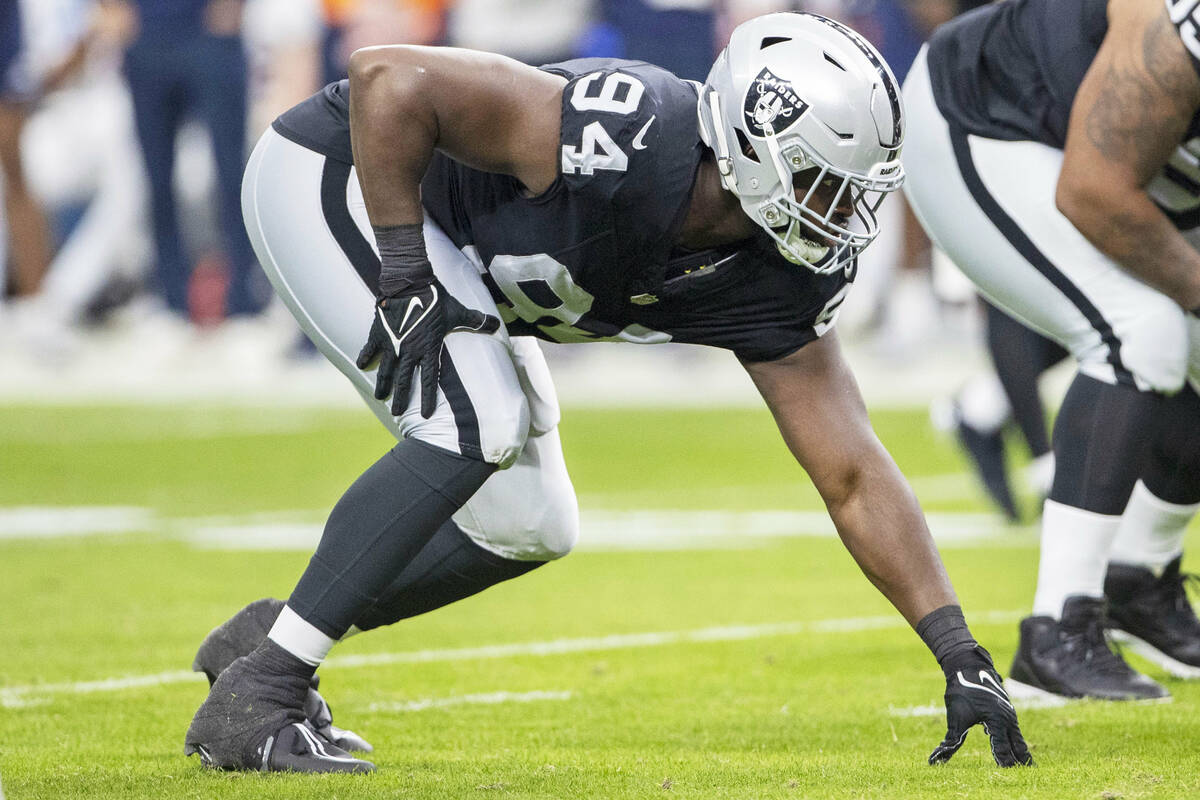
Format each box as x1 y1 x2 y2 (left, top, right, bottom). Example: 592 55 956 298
185 13 1032 773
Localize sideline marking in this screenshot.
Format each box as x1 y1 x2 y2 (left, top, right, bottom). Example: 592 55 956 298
0 611 1021 708
366 690 573 713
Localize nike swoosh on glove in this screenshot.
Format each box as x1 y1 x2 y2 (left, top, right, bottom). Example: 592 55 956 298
356 280 500 418
929 645 1034 767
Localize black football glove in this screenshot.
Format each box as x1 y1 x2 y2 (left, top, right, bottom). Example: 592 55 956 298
356 280 500 418
928 645 1034 768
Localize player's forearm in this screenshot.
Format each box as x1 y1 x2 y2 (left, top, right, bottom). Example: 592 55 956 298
347 47 435 227
823 456 959 628
1057 185 1200 310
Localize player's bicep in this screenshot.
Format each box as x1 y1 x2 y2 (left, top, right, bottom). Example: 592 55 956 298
349 45 564 194
1062 0 1200 196
741 333 885 505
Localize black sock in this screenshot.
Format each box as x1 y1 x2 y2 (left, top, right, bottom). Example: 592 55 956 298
355 519 545 631
1142 385 1200 505
287 438 495 639
1048 373 1162 514
984 301 1066 458
247 638 317 683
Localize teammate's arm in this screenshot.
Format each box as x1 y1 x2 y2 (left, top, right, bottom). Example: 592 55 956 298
347 47 566 416
742 333 1032 767
1056 0 1200 312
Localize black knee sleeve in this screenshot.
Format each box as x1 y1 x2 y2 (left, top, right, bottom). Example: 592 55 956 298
288 438 495 638
1142 385 1200 505
1048 373 1163 514
354 520 545 631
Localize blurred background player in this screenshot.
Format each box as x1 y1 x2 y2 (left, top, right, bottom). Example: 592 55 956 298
0 0 53 302
0 0 148 359
904 0 1200 700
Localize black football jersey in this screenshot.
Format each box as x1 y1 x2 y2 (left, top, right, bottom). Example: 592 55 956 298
273 59 853 362
925 0 1200 230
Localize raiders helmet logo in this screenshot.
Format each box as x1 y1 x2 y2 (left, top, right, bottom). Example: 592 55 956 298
743 68 809 138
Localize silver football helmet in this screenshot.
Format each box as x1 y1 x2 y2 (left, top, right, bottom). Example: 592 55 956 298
697 12 905 273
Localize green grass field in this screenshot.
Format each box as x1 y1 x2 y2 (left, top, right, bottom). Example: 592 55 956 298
1 403 1198 799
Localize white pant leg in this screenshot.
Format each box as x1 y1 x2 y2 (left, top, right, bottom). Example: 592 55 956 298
242 127 529 464
241 127 577 560
902 47 1190 395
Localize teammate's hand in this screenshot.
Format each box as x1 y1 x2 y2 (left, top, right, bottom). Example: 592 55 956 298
356 280 500 418
928 645 1034 768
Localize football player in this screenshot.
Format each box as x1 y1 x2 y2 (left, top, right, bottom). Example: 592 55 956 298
903 0 1200 700
184 12 1032 773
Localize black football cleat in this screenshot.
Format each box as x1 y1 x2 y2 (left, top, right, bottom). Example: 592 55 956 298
193 598 284 684
1105 556 1200 679
185 649 375 774
1007 596 1169 701
192 598 373 752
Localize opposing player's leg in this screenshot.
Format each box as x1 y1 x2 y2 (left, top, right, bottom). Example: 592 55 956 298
904 49 1183 700
184 129 561 772
984 300 1066 499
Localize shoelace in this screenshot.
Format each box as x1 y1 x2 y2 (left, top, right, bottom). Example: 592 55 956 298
1062 611 1135 677
1165 569 1200 619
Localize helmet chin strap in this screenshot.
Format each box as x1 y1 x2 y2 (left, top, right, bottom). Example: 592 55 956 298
704 89 739 194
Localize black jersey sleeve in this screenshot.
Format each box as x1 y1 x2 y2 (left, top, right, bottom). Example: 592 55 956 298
544 59 705 293
272 80 354 163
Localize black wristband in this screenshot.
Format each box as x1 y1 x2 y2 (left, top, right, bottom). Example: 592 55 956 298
374 223 434 297
915 605 978 670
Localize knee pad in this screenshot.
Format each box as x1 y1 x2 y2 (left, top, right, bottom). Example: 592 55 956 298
452 427 578 561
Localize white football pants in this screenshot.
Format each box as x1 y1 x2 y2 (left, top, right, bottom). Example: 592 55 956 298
242 127 578 561
902 47 1200 396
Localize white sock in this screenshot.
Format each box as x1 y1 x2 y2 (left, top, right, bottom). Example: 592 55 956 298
1026 452 1055 498
1109 480 1198 573
1032 500 1122 618
267 605 337 667
957 372 1012 434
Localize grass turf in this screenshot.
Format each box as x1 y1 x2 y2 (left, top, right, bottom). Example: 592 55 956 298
1 404 1198 799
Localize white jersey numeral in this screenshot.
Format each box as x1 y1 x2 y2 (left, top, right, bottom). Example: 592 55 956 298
561 121 629 175
561 71 648 176
569 72 645 114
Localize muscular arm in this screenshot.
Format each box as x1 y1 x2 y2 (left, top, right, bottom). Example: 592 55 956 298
347 45 566 227
1057 0 1200 310
742 333 957 627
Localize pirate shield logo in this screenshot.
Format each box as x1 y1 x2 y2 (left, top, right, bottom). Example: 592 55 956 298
743 68 809 138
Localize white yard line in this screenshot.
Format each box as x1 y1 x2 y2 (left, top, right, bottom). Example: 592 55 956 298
0 505 1028 549
366 690 573 713
0 611 1022 708
177 508 1022 552
890 693 1072 718
0 506 156 539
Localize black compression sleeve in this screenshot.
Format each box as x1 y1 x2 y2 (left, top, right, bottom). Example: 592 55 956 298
287 439 495 639
916 605 978 670
374 223 434 296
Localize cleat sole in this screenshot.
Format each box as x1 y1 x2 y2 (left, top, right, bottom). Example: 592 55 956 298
1108 630 1200 679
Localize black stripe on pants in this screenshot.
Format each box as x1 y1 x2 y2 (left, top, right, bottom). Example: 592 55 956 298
947 126 1134 387
317 156 484 460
